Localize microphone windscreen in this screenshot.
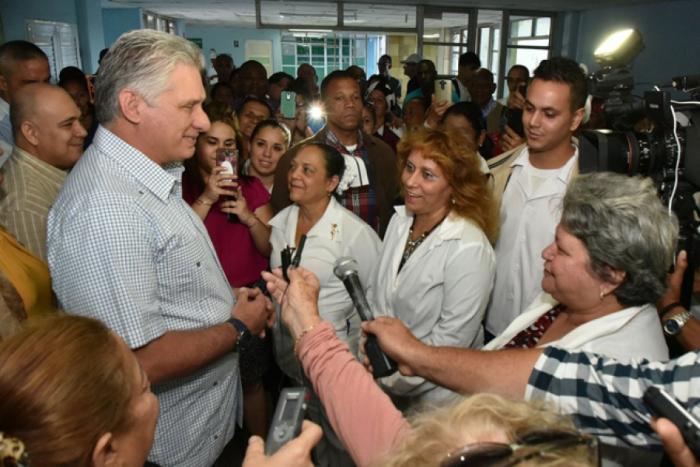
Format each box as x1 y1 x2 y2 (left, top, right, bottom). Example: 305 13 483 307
333 257 359 280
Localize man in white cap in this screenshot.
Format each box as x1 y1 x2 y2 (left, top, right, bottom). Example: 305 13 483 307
401 53 421 106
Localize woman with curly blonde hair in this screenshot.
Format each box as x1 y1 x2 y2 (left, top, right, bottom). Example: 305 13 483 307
381 393 596 467
369 127 498 410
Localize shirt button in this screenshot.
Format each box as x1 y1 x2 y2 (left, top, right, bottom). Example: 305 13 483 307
214 435 219 440
196 261 201 267
213 381 218 386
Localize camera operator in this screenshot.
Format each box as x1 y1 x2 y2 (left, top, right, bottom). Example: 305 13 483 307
657 250 700 350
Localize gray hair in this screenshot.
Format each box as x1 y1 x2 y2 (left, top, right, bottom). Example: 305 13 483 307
561 172 678 307
95 30 204 123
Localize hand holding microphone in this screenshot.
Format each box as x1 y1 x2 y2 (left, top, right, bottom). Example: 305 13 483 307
333 257 398 378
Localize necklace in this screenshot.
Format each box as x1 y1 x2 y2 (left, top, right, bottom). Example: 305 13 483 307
398 214 447 271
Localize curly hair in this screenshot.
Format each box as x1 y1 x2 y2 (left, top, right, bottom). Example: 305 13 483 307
561 172 678 306
396 128 498 243
378 393 594 467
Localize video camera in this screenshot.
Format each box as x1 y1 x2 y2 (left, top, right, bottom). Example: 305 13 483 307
578 28 700 306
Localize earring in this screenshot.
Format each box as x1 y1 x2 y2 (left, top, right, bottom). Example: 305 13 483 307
451 197 456 205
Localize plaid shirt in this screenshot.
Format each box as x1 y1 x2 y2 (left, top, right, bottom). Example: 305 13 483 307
325 130 380 233
527 346 700 449
48 126 241 467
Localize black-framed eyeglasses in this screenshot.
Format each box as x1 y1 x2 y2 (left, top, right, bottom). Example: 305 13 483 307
439 430 600 467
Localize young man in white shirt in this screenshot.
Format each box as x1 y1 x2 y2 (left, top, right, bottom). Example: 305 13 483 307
485 57 587 338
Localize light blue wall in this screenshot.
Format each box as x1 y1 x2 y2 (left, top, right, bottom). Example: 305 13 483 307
75 0 105 73
0 0 79 43
573 0 700 92
183 24 282 77
102 8 142 48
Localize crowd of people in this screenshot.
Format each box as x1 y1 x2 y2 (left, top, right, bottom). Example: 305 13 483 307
0 28 698 467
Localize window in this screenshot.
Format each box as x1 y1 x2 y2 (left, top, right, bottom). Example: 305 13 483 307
281 31 378 81
25 20 81 79
142 11 177 34
502 13 555 97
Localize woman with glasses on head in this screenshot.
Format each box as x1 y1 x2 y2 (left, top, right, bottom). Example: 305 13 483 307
261 266 598 467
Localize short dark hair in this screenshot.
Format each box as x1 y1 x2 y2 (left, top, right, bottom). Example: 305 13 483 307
215 53 233 67
320 70 357 100
533 56 587 111
0 40 48 77
441 101 486 137
458 52 481 70
269 71 294 85
58 66 87 89
508 64 530 79
236 95 272 115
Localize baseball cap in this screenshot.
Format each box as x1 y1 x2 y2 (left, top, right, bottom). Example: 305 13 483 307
401 53 422 64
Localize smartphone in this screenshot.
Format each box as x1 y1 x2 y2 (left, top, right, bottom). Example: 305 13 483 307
215 148 239 222
505 108 525 137
281 91 297 119
644 386 700 458
215 147 237 177
517 81 528 97
265 387 307 455
434 79 452 103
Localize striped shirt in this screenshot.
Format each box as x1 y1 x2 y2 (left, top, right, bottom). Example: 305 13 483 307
0 146 67 260
47 126 241 467
527 346 700 449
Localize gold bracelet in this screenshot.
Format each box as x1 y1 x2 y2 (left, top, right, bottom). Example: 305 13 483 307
195 197 213 206
294 323 317 356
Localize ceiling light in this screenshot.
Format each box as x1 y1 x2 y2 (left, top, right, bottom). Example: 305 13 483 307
594 28 644 67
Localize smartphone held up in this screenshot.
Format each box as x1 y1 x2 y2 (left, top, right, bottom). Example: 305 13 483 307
215 147 240 223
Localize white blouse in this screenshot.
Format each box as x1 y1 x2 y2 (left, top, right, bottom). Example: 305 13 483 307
270 197 382 381
370 206 496 406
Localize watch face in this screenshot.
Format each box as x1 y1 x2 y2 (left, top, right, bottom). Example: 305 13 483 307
664 319 681 335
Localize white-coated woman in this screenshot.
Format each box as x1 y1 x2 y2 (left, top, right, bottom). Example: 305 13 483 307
369 127 499 410
269 141 381 466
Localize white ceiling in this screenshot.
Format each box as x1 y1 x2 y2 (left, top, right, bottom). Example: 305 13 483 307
103 0 671 27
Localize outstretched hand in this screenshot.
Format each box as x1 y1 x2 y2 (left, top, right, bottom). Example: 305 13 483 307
243 420 323 467
361 317 424 376
261 267 322 340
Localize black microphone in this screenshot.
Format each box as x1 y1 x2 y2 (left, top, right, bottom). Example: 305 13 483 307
333 257 397 378
672 75 700 91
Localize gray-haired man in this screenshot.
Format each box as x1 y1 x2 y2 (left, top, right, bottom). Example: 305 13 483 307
48 30 273 466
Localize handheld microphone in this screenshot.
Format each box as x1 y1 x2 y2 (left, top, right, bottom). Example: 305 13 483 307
333 257 397 378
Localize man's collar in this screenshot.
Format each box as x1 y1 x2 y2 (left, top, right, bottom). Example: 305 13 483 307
12 145 68 177
93 126 180 201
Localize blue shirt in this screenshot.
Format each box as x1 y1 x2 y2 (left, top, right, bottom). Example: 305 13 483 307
48 126 241 467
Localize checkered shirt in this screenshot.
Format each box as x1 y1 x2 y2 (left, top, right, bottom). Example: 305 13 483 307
325 130 380 233
527 346 700 449
47 126 241 467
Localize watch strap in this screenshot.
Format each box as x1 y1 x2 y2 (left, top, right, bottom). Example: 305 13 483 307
227 318 249 349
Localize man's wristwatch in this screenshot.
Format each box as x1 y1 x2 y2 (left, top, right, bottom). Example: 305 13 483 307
227 318 249 350
662 310 692 336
